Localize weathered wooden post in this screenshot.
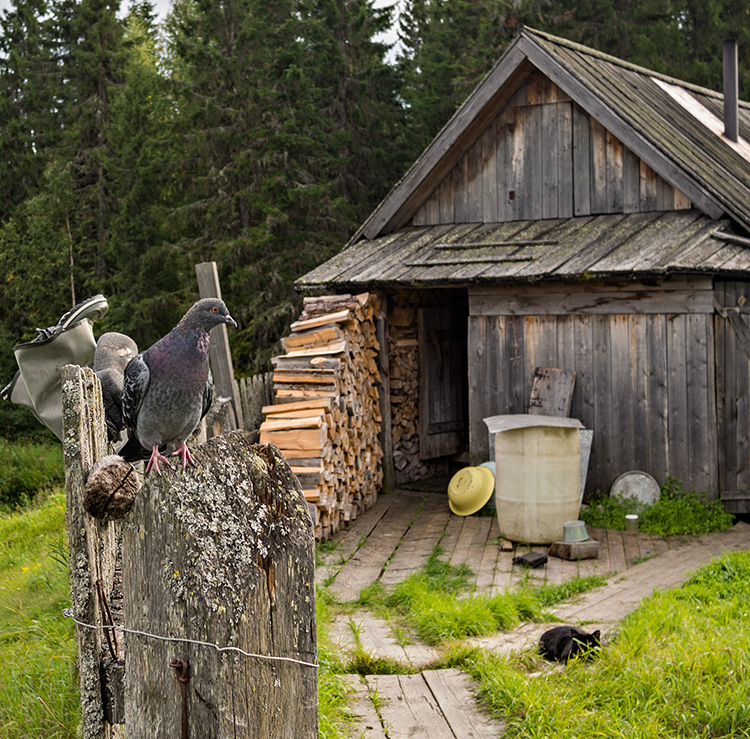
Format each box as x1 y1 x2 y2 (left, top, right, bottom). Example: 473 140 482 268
61 365 127 738
196 261 245 431
121 431 318 737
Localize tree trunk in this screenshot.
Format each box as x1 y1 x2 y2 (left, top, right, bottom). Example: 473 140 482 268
121 431 318 737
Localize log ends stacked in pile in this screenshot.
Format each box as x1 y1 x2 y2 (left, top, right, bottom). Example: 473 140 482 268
259 293 383 541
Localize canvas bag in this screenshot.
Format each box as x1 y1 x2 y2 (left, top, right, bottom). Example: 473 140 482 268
1 295 109 440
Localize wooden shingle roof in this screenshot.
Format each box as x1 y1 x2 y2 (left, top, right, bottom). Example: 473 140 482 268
297 210 750 289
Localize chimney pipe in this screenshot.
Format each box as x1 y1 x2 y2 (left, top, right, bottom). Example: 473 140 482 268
723 39 739 143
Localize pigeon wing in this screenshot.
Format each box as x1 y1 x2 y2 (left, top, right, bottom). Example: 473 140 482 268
201 368 214 421
95 367 125 442
122 353 150 433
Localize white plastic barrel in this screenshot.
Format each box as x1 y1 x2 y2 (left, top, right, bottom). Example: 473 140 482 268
484 415 583 544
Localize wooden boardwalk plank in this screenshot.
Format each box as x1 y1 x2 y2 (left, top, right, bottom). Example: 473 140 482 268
366 674 456 739
422 669 506 738
474 521 501 590
340 675 388 739
490 543 517 592
622 529 642 566
543 545 565 585
588 527 610 573
316 488 407 586
465 517 494 587
329 491 427 601
605 529 628 575
381 494 451 586
448 516 483 569
437 514 464 561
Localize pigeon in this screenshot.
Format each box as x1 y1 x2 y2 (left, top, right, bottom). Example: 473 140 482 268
121 298 237 474
93 332 139 443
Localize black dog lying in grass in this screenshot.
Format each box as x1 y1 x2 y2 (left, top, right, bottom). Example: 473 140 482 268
539 625 601 663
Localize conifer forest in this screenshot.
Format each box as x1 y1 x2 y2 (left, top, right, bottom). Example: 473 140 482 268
1 0 747 415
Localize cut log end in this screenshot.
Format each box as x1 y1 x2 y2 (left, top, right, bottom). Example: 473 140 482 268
83 454 141 518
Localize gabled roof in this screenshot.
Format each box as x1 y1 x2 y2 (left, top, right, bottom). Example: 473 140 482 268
354 27 750 242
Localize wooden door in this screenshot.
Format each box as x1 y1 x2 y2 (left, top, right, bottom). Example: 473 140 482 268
419 306 467 459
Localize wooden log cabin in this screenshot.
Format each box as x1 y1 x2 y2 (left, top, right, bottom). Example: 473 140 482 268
296 28 750 515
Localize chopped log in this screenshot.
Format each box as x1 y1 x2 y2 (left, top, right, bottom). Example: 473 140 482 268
290 309 352 332
263 398 332 415
259 426 327 452
282 325 343 350
83 455 141 518
285 339 347 357
122 433 317 738
259 416 325 432
272 370 337 384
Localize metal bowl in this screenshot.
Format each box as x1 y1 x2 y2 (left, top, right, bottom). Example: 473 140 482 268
562 520 589 542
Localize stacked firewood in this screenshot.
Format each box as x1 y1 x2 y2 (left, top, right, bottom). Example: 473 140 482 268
259 293 383 541
388 291 449 483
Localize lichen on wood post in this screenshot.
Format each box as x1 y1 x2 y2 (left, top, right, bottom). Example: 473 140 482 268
61 364 125 739
122 431 318 738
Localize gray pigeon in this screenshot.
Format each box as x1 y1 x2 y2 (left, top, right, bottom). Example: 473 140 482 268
121 298 237 474
93 332 139 442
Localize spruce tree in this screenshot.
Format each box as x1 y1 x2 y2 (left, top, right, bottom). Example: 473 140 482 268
0 0 64 222
104 2 183 345
166 0 404 371
55 0 127 291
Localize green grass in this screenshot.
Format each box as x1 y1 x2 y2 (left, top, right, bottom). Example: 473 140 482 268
465 550 750 738
316 588 357 739
582 476 734 536
0 492 79 739
365 548 605 646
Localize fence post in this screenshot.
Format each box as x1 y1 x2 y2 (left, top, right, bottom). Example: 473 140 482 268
61 365 125 738
121 431 318 737
195 261 245 430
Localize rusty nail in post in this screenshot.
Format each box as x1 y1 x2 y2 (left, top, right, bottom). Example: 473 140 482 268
170 658 189 739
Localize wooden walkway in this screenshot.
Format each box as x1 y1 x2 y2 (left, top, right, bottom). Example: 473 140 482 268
318 486 750 738
341 670 504 739
317 487 687 600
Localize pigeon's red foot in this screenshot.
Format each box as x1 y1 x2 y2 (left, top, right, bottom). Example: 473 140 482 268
145 445 171 475
171 441 196 468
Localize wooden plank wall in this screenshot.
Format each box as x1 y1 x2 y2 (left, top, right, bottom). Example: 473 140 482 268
468 278 719 499
412 71 692 226
714 280 750 503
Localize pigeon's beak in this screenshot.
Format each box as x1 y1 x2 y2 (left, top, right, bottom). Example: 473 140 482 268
225 314 238 328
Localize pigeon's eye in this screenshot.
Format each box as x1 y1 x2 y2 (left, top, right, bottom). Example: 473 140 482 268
211 306 218 313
